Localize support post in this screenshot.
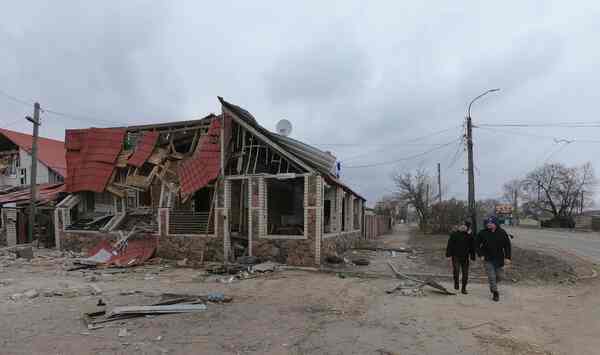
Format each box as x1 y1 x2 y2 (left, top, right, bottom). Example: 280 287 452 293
437 162 442 204
466 116 477 233
26 102 41 244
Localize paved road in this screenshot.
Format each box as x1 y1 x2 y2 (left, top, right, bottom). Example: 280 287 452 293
506 227 600 264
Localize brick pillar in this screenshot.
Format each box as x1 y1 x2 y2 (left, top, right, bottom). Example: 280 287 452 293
224 179 231 260
248 178 261 257
214 179 229 262
304 175 322 265
336 186 343 232
158 208 169 236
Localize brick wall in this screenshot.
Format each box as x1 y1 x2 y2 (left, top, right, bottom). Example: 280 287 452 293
252 174 320 266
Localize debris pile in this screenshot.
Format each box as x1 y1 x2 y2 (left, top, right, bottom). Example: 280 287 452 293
386 261 455 296
83 292 231 329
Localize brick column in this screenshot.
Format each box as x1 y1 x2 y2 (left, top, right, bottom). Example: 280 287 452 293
336 186 343 232
248 178 261 256
224 179 231 260
304 175 322 265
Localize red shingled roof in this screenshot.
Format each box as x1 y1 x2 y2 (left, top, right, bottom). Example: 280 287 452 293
128 131 159 167
178 116 231 197
65 128 125 193
0 128 67 177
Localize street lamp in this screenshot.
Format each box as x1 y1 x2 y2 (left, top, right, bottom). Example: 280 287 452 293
466 88 500 233
467 88 500 119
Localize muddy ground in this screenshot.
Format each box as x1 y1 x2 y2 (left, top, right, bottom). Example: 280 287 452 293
405 230 578 284
1 226 599 355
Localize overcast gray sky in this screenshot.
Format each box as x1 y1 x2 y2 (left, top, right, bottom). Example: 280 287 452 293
2 1 600 205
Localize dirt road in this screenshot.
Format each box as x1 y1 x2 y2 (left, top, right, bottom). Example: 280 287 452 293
507 226 600 264
1 227 599 355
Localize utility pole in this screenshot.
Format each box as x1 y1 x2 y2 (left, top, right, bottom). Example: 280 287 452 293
437 162 442 204
426 183 430 209
466 88 500 233
466 117 476 232
26 102 41 244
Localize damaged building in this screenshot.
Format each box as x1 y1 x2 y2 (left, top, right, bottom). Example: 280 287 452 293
0 129 67 246
55 97 366 266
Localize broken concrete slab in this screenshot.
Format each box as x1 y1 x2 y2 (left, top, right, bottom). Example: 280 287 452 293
24 289 39 299
253 261 278 272
10 293 24 301
89 284 102 295
16 247 33 260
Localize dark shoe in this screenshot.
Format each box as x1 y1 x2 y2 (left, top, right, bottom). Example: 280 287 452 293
461 288 468 295
492 291 499 302
454 283 460 290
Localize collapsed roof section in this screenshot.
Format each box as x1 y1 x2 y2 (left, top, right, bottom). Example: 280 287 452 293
0 183 65 206
218 97 365 201
61 98 364 202
178 116 231 199
65 128 126 193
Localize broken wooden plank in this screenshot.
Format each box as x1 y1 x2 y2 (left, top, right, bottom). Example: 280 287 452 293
148 147 169 165
387 261 455 295
116 150 133 168
106 184 126 198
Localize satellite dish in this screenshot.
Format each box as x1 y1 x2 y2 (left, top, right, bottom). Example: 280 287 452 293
276 119 293 137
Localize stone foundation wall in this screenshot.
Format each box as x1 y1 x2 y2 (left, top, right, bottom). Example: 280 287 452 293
321 231 362 262
157 234 224 264
253 237 316 265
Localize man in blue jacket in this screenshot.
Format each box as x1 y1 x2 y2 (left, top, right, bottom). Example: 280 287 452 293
476 216 512 302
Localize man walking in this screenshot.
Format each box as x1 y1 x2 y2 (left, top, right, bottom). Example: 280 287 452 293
476 216 512 302
446 221 475 294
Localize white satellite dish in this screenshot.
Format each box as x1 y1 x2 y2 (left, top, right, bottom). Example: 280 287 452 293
276 119 293 137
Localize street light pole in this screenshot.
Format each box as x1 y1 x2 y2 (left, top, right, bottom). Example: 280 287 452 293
466 88 499 233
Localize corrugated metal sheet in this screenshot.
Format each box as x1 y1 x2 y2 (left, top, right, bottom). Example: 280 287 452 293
65 128 125 193
272 133 337 175
178 119 223 197
85 238 157 267
0 183 65 205
128 131 159 167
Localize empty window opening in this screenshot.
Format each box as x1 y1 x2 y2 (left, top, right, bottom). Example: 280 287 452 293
267 177 304 235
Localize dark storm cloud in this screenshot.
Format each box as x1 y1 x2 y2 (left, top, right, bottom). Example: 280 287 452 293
1 1 599 205
265 34 370 105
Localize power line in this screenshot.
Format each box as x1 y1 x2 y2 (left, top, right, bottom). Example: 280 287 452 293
477 126 600 144
344 139 460 169
479 122 600 128
0 88 33 107
0 88 124 126
313 125 460 147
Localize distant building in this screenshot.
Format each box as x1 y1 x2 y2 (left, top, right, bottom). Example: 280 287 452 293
0 128 66 187
0 128 67 246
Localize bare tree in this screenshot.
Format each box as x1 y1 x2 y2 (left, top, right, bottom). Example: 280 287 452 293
392 169 431 230
502 179 521 221
430 198 468 233
521 162 595 219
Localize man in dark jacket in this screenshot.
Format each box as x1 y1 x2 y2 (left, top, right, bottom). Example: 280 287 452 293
446 221 476 294
476 216 512 302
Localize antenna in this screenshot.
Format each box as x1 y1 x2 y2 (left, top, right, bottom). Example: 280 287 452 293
276 119 293 137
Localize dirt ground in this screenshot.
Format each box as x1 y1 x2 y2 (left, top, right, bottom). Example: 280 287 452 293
1 226 600 355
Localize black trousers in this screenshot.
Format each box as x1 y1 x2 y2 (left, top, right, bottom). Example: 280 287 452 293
452 257 470 288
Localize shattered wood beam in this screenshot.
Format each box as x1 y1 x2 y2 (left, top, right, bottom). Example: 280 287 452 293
223 106 315 173
188 130 200 154
106 184 126 198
